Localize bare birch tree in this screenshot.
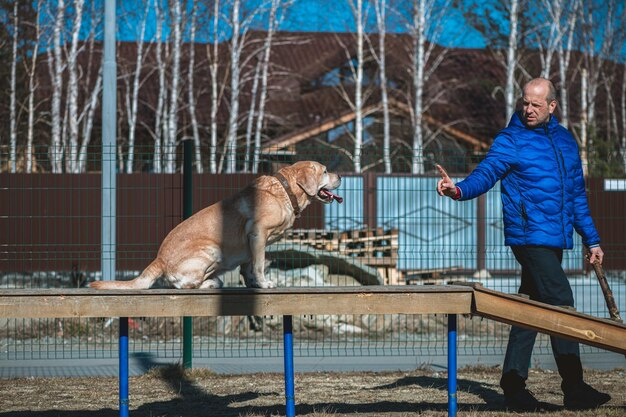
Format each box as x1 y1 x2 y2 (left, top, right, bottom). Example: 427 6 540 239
223 0 263 173
579 0 624 130
536 0 563 79
373 0 391 173
9 0 18 173
77 0 104 173
49 0 65 173
124 0 151 173
402 0 451 174
244 53 262 172
331 0 369 173
225 0 242 173
504 0 519 124
64 0 86 173
580 68 588 176
252 0 287 174
621 67 626 172
152 0 167 173
352 0 364 173
164 0 183 173
26 0 42 173
186 0 203 173
208 0 221 173
556 0 580 128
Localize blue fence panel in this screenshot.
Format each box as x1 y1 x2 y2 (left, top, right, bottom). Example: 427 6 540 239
324 176 364 231
376 176 477 272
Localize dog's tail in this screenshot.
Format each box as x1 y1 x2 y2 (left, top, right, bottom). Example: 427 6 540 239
90 259 164 290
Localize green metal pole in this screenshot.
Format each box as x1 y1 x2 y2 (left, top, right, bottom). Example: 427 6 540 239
182 139 193 369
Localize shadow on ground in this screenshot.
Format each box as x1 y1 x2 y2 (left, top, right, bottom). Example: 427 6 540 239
1 368 624 416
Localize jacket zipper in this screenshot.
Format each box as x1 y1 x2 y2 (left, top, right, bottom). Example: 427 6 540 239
544 124 567 247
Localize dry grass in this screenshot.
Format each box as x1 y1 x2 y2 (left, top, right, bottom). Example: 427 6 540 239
0 366 624 416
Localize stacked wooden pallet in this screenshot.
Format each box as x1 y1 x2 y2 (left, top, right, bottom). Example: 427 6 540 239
282 229 342 251
283 228 399 285
338 228 398 267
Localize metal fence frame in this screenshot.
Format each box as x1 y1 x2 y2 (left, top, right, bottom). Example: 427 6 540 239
1 166 625 362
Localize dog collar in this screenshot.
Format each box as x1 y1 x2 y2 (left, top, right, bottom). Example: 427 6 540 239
274 172 301 218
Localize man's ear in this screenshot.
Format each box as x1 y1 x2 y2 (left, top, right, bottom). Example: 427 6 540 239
549 99 557 114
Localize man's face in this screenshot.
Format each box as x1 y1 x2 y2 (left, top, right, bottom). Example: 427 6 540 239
521 83 557 128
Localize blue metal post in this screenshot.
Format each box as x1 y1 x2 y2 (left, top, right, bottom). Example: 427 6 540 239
119 317 129 417
283 315 295 417
447 314 458 417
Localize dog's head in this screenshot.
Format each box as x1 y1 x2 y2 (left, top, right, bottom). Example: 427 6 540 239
282 161 342 204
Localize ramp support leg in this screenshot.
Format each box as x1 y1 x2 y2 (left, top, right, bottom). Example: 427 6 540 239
448 314 457 417
284 315 296 417
119 317 129 417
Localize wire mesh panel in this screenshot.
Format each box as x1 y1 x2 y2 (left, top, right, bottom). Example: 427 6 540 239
1 162 625 363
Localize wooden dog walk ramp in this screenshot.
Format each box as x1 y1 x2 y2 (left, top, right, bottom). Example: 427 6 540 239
457 282 626 355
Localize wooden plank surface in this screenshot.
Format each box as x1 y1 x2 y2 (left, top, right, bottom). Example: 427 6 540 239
0 286 474 318
468 283 626 355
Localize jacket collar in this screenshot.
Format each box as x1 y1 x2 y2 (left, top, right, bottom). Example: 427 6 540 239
511 111 559 132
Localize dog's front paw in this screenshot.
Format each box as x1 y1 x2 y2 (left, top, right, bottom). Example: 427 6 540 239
259 280 275 289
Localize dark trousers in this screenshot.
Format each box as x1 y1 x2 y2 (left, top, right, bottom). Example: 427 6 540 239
500 246 583 393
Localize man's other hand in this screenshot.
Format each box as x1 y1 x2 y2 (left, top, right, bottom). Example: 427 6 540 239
588 246 604 265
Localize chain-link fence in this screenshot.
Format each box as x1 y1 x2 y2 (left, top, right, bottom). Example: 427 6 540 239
1 147 625 364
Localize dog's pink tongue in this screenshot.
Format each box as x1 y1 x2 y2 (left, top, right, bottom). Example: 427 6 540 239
321 189 343 203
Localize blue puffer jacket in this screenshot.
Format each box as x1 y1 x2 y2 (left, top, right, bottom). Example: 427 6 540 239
456 112 600 249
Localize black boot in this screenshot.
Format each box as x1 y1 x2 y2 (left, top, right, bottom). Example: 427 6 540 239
557 355 611 409
500 370 542 411
562 381 611 409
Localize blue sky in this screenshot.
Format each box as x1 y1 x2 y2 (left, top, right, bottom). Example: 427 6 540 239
109 0 486 48
21 0 624 58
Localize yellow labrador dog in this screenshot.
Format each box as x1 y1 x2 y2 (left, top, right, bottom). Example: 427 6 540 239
90 161 342 290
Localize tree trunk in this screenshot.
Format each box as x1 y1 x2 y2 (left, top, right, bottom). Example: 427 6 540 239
375 0 391 173
253 0 284 174
226 0 241 173
26 0 42 173
65 0 86 173
9 1 19 173
621 67 626 171
153 0 166 173
353 0 364 173
126 0 151 173
187 1 203 173
50 0 65 173
505 0 519 124
165 0 182 173
412 0 426 174
209 0 220 173
557 0 580 129
244 58 262 172
580 68 588 177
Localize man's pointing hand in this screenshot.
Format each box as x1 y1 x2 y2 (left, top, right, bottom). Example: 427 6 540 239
436 164 458 198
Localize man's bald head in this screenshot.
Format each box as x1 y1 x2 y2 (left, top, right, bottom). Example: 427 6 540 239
523 78 557 103
520 78 558 128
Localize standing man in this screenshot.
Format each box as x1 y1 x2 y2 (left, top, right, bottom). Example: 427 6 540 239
436 78 611 411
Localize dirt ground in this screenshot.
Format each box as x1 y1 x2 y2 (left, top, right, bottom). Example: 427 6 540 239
0 366 624 417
